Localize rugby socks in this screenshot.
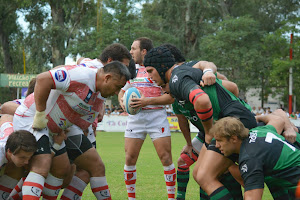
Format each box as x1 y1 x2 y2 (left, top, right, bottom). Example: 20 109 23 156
124 165 136 200
200 187 209 200
220 172 242 199
8 177 26 200
176 164 189 200
22 171 45 200
90 176 111 200
176 150 198 200
42 173 63 200
164 163 176 200
0 175 18 200
61 175 87 200
209 186 233 200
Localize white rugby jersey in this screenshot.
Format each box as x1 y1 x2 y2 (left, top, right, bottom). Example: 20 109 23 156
15 65 105 134
0 122 13 169
78 58 104 69
122 64 164 110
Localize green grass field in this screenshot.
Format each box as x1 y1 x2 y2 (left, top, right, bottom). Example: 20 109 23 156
64 131 273 199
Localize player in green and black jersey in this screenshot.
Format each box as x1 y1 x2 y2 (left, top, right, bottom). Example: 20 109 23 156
213 114 300 200
144 46 257 199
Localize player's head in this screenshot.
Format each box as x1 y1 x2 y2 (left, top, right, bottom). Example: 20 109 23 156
130 37 153 65
99 61 131 98
212 117 249 156
26 78 36 97
144 46 175 85
98 43 131 67
5 130 37 167
161 43 186 63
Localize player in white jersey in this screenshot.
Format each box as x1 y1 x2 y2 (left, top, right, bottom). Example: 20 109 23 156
0 114 37 199
61 43 136 200
13 61 131 200
118 37 176 200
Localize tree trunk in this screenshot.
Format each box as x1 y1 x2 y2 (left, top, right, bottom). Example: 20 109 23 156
0 20 14 73
50 0 66 67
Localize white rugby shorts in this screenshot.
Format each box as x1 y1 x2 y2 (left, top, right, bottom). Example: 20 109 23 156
125 109 171 141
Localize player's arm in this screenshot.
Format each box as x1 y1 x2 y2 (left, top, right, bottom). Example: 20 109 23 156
190 89 213 144
271 109 297 143
131 93 175 109
192 61 217 86
216 72 228 80
176 114 193 155
255 113 285 136
0 101 20 115
33 71 55 130
221 80 239 97
244 189 263 200
118 89 126 110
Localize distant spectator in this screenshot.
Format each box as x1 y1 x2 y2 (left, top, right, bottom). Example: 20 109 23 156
296 111 300 118
105 105 111 114
266 107 272 114
290 112 297 120
111 105 117 112
257 106 264 115
252 106 258 115
111 110 120 115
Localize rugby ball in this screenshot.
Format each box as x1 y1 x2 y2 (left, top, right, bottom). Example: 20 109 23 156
123 87 142 115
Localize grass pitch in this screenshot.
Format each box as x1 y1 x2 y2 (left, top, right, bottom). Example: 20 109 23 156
66 131 272 199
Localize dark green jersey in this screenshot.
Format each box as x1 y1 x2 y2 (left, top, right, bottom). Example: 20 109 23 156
169 64 256 129
172 100 204 132
239 125 300 199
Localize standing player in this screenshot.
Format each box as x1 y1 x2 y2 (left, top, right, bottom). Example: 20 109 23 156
13 61 131 199
144 46 257 199
0 114 37 199
213 115 300 200
118 37 176 200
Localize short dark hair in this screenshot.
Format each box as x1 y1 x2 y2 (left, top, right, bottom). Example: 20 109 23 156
103 61 131 81
161 43 186 63
98 43 131 63
5 130 37 154
135 37 153 52
26 78 36 97
128 59 137 79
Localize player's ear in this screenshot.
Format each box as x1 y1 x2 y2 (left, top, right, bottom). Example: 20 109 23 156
231 135 239 143
107 57 113 63
104 74 112 83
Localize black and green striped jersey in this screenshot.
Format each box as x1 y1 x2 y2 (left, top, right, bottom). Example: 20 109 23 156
239 125 300 199
172 100 204 132
169 63 256 129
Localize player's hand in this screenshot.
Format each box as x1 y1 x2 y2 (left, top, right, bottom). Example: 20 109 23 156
33 110 48 131
200 71 216 87
130 92 146 109
181 144 193 157
282 127 297 143
53 129 68 145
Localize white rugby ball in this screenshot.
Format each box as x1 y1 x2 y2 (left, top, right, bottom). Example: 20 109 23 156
123 87 142 115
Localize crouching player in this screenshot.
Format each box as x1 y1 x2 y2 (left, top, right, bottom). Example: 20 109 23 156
0 115 37 199
213 115 300 200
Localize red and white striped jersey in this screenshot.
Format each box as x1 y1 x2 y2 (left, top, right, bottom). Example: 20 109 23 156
122 64 164 110
0 122 13 168
15 66 105 134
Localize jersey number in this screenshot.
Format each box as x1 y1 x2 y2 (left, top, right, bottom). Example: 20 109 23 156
265 132 296 151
